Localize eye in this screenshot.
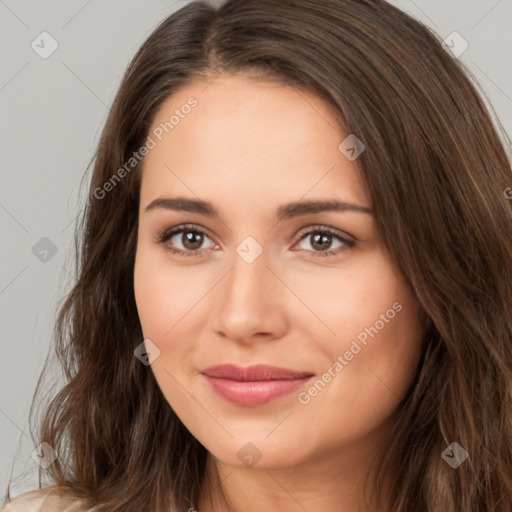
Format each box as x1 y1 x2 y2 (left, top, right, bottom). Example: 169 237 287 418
155 223 217 257
155 223 356 258
292 226 356 257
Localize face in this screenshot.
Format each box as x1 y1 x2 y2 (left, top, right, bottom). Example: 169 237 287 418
133 72 426 472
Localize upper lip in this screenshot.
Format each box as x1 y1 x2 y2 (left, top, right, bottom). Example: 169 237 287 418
202 364 314 381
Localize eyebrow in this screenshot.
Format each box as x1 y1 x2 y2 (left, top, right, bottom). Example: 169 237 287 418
145 196 373 219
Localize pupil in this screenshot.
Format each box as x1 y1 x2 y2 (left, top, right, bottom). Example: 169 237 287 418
312 233 331 251
184 231 203 250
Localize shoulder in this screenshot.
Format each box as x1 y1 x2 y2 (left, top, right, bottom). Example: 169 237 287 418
2 486 91 512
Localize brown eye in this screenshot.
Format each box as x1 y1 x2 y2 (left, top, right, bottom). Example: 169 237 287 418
156 224 217 256
293 226 356 257
309 232 335 251
179 231 204 251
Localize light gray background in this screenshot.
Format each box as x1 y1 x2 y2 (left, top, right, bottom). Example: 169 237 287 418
1 0 511 500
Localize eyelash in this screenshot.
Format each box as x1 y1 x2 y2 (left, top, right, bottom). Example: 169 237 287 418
154 223 357 259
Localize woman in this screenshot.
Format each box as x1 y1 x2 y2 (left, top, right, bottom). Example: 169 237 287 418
3 0 512 510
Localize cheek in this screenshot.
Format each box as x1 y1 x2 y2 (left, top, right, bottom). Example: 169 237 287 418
290 248 409 344
133 257 167 338
133 243 204 338
133 249 197 403
322 306 424 442
302 251 425 425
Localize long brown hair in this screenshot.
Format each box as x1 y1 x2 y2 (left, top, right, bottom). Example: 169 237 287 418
4 0 512 510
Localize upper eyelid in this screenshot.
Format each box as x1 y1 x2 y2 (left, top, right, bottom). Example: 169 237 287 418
295 224 355 242
160 223 213 241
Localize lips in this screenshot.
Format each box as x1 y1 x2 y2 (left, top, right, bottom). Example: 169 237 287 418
201 364 315 406
202 364 314 381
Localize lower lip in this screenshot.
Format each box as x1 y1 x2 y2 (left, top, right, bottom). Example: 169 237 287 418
203 375 314 406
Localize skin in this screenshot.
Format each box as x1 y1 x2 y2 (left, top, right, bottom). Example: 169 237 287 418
133 72 427 512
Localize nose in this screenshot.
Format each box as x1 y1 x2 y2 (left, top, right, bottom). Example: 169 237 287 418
211 249 289 345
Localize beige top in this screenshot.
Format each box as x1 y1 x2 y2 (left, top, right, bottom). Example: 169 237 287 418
1 487 91 512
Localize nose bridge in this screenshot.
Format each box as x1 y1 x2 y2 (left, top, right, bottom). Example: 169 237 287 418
211 239 287 341
225 243 274 310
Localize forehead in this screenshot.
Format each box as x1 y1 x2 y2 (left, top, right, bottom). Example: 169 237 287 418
140 72 370 211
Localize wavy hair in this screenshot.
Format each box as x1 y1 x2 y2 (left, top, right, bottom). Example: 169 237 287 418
4 0 512 510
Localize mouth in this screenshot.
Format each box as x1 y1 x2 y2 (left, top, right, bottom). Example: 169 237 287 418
201 364 315 406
